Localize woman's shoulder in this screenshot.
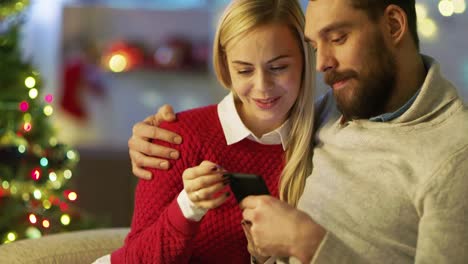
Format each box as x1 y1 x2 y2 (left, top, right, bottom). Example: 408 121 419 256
159 104 219 134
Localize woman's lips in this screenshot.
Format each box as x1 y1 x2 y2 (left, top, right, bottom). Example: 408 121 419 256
253 96 281 109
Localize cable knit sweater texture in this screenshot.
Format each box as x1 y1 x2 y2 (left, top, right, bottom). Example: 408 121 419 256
111 105 284 264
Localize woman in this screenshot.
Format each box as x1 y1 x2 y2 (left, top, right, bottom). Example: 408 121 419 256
110 0 315 263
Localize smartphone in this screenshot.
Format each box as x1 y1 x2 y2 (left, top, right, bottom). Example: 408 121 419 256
224 173 270 203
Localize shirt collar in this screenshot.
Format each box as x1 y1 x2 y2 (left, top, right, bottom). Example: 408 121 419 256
217 92 290 150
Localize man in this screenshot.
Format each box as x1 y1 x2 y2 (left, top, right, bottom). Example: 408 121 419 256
128 0 468 263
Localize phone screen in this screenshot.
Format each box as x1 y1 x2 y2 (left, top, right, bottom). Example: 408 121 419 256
225 173 270 203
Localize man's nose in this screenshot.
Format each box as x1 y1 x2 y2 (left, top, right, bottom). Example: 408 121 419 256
316 45 337 73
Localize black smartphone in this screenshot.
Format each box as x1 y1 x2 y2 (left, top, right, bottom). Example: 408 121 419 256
224 173 270 203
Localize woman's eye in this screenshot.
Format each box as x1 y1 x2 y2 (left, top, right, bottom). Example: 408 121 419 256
237 69 252 75
271 65 288 72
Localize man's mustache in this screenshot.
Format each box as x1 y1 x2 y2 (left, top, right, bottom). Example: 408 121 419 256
325 70 358 88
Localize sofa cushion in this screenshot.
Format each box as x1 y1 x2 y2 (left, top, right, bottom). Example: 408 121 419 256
0 228 129 264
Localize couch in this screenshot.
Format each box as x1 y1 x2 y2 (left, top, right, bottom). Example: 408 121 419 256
0 228 129 264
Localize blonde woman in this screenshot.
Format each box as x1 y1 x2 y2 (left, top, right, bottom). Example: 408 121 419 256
111 0 315 263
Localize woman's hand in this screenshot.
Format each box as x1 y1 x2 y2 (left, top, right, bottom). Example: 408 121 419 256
182 161 231 209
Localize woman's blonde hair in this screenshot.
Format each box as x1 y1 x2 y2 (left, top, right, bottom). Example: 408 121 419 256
213 0 315 207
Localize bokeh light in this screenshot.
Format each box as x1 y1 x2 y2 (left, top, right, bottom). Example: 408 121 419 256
109 53 128 72
454 0 467 14
68 192 78 201
42 220 50 228
23 122 32 132
439 0 455 16
61 214 71 226
29 214 37 224
416 3 428 19
19 101 29 112
25 227 42 239
29 88 39 99
31 168 41 181
43 105 54 116
40 157 49 167
25 76 36 88
45 94 54 103
419 18 438 38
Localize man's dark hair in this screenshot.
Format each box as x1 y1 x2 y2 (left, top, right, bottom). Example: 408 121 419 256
350 0 419 50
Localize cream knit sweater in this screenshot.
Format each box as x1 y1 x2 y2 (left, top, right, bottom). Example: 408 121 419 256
297 56 468 264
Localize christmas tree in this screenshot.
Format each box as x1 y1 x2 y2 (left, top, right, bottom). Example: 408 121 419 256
0 0 93 244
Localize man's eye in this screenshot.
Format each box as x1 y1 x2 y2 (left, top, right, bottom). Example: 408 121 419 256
332 35 346 44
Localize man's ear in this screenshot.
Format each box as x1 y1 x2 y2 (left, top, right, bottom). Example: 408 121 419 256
383 4 407 47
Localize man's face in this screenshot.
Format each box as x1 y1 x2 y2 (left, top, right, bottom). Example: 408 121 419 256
305 0 397 120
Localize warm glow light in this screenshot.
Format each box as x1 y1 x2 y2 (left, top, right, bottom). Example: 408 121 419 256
454 0 467 13
66 150 76 160
64 170 72 179
25 76 36 88
43 200 52 209
25 227 42 239
10 186 17 194
43 105 53 116
40 157 49 167
19 101 29 112
415 3 428 19
18 145 26 153
439 0 455 16
2 181 9 189
42 220 50 228
419 18 438 38
45 94 54 103
49 137 57 146
49 172 57 182
22 193 30 201
33 189 42 199
61 214 71 226
31 169 41 181
68 192 78 201
109 54 128 72
24 122 32 132
29 214 37 224
7 232 17 242
29 88 39 99
23 113 32 122
52 181 62 190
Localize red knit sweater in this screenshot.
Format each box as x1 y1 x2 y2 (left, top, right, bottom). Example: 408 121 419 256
111 105 285 264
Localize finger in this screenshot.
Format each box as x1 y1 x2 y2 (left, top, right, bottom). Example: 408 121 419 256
182 165 223 181
132 122 182 145
130 137 179 160
239 195 260 210
242 208 256 223
186 174 229 192
195 192 230 209
131 163 153 180
157 104 176 122
192 180 229 200
130 149 170 170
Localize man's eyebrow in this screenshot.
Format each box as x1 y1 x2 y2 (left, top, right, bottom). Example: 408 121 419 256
232 55 291 65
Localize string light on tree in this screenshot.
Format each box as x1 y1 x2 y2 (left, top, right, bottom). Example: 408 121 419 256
24 76 36 89
439 0 455 16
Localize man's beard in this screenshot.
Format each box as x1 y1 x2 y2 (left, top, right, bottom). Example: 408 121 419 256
324 32 397 121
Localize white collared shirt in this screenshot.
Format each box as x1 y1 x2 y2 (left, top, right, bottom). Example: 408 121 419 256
178 92 290 221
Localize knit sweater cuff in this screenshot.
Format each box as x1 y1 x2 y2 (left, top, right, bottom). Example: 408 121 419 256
167 199 201 236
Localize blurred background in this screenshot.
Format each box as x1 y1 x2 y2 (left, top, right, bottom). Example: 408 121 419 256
1 0 467 242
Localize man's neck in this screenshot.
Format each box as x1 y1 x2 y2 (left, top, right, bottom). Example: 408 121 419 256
385 53 427 113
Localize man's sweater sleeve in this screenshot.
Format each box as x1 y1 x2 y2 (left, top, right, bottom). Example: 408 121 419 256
112 130 201 263
414 145 468 264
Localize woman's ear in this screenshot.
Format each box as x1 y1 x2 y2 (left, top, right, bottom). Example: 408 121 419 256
383 4 407 46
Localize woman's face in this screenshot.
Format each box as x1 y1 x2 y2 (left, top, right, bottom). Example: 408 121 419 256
225 23 304 135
